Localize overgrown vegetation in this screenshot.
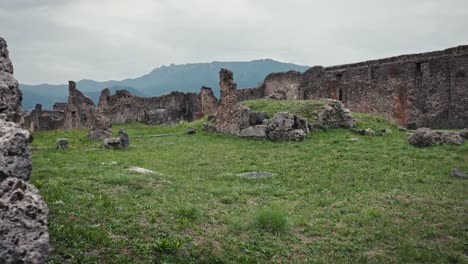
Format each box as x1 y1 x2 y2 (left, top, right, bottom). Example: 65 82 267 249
242 99 328 123
30 112 467 263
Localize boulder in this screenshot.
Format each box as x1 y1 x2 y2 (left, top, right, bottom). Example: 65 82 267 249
266 112 295 132
56 138 69 149
187 127 197 135
249 111 268 126
0 119 32 182
460 128 468 139
316 100 355 129
0 178 49 264
118 128 129 149
103 137 121 149
240 125 268 139
452 168 468 179
293 116 310 134
268 129 305 142
408 128 464 147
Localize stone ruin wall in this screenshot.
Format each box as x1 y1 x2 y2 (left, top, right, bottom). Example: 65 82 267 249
98 87 218 125
250 45 468 129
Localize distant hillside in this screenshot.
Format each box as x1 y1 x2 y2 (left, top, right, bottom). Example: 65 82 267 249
20 59 309 110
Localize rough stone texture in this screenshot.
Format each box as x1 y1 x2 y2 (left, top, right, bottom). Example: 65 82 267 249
23 104 65 132
0 118 32 182
52 102 68 112
315 100 355 129
103 137 121 149
236 86 266 101
460 128 468 139
118 128 129 149
98 89 203 125
87 109 112 140
237 46 467 129
408 128 465 147
264 71 303 100
0 37 49 263
202 123 217 132
240 125 267 139
0 177 49 264
452 168 468 179
198 87 218 116
266 112 295 132
264 91 287 100
63 81 112 140
249 111 268 126
56 138 69 149
0 37 23 124
268 129 305 141
214 69 252 134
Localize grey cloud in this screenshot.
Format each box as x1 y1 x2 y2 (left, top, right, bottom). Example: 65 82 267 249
0 0 467 84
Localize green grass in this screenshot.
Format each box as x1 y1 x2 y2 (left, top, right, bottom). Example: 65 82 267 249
30 114 468 263
253 207 289 234
242 99 328 123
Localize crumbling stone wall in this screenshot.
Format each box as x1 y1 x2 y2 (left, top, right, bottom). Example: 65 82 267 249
0 37 49 264
98 86 216 125
264 71 303 100
23 104 65 132
198 86 218 116
64 81 111 139
253 45 468 129
215 68 251 134
236 85 265 101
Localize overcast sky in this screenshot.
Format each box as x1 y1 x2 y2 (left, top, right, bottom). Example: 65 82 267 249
1 0 467 84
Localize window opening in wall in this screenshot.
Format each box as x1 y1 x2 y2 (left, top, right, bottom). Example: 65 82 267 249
338 89 343 101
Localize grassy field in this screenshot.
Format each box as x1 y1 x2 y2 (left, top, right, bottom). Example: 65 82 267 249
30 112 467 263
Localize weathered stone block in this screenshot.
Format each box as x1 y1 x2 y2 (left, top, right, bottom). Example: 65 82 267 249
240 125 268 139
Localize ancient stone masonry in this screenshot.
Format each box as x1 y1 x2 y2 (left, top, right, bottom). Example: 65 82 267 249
98 87 214 125
211 68 355 141
23 104 65 132
214 68 252 134
0 37 49 264
239 45 468 129
198 86 218 116
64 81 112 139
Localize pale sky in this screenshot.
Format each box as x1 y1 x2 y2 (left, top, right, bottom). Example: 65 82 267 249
1 0 467 84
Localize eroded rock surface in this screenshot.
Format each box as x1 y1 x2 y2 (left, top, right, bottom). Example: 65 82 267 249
0 112 31 182
408 128 464 147
0 178 49 264
0 37 23 124
316 100 355 129
0 37 49 264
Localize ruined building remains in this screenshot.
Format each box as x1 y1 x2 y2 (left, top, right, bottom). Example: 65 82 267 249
237 45 468 129
0 37 50 264
97 87 217 125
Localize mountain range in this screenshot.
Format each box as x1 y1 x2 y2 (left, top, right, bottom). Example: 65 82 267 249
20 59 309 110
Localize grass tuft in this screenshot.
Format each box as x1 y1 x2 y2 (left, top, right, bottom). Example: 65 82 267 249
253 207 289 234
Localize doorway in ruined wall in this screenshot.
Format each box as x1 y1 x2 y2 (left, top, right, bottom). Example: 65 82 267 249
393 85 408 127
